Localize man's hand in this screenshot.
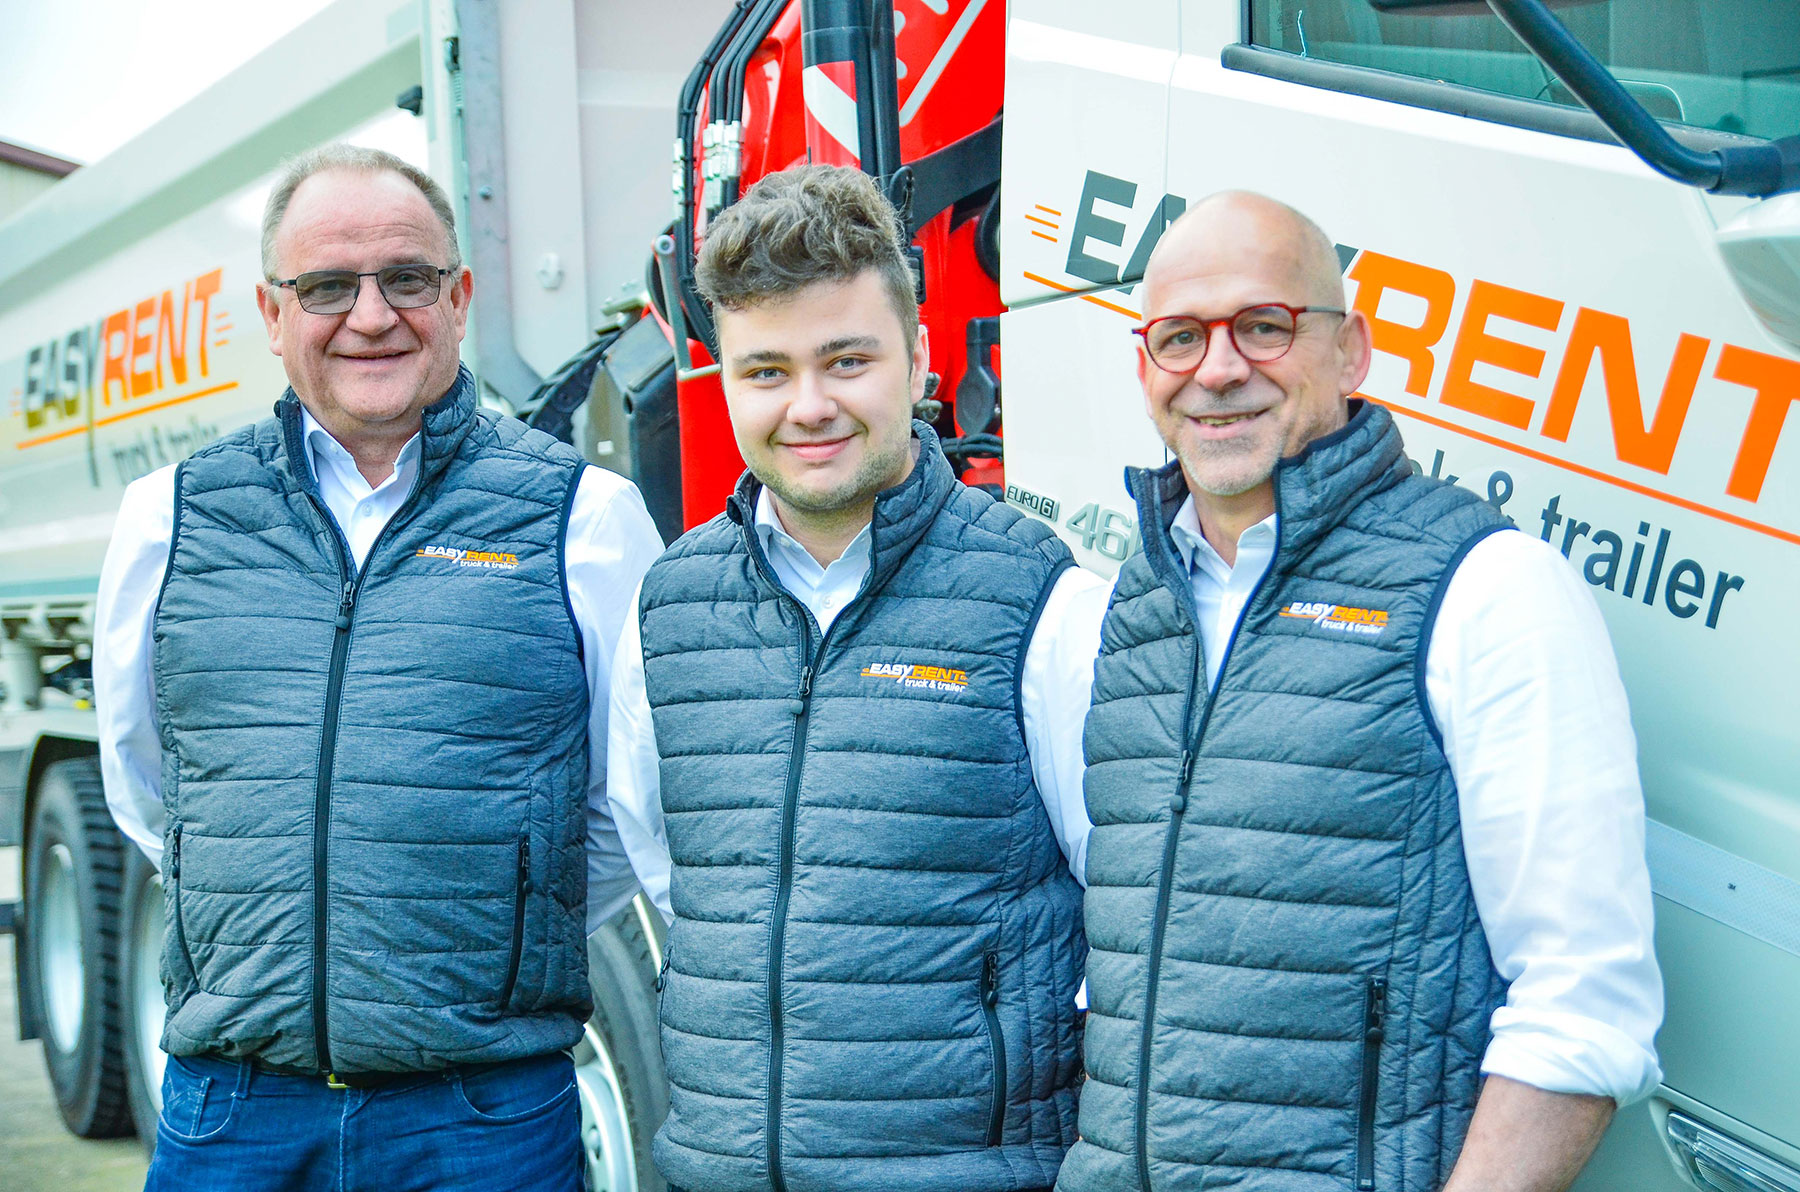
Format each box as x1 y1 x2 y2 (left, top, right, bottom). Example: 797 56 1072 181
1442 1075 1615 1192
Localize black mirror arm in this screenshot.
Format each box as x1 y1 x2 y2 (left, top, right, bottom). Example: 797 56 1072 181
1488 0 1800 196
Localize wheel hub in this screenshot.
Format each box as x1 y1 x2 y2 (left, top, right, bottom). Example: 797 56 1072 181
39 842 85 1055
573 1023 637 1192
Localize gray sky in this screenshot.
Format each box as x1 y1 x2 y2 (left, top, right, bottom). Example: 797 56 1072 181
0 0 336 163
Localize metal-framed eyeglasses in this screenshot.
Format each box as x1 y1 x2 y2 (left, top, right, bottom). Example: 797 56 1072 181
1133 303 1346 373
267 264 454 315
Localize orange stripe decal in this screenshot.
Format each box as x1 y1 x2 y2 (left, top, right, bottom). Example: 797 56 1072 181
1034 204 1063 217
1031 230 1059 243
1082 293 1142 320
1024 214 1058 229
15 381 241 450
1022 271 1141 320
1366 394 1800 548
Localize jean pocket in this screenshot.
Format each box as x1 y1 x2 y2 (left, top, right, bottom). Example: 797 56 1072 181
452 1055 576 1124
158 1056 237 1142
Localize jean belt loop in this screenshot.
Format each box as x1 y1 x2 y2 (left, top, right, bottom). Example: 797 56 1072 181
233 1057 255 1099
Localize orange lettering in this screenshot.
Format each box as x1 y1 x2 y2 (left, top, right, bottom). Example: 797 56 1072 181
130 296 158 397
158 286 190 388
1541 309 1706 474
1348 251 1456 398
101 309 131 405
191 268 222 376
1440 280 1564 430
1717 343 1800 503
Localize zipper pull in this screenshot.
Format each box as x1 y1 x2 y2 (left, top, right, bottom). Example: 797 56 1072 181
799 665 813 699
981 952 999 1007
170 824 181 879
518 836 533 894
655 945 673 993
335 581 357 631
1179 749 1194 786
1366 977 1388 1043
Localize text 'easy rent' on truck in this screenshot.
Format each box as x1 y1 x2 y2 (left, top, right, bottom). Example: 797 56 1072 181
0 1 1795 1190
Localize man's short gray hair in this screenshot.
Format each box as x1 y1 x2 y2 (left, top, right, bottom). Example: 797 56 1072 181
260 143 461 279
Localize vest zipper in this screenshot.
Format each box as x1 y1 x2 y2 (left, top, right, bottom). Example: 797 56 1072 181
300 459 425 1075
1356 976 1388 1191
498 834 531 1008
1133 532 1282 1192
981 950 1006 1147
169 824 198 979
745 513 873 1192
767 657 812 1192
311 576 357 1071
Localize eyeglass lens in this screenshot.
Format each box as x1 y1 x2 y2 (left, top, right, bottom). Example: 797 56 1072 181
1146 306 1299 369
293 265 444 314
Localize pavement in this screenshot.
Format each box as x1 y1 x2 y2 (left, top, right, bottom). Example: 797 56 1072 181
0 845 149 1191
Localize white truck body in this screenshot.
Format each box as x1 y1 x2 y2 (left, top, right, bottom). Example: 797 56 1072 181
1000 2 1800 1188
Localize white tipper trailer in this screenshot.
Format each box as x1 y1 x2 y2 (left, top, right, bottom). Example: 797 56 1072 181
0 2 728 1185
1 2 1797 1191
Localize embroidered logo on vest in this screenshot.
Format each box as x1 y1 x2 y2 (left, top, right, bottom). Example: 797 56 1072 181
416 544 520 569
1278 601 1389 637
861 661 970 692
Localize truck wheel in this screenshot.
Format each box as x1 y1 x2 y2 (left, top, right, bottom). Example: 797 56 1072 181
22 755 132 1137
119 844 166 1152
578 897 669 1192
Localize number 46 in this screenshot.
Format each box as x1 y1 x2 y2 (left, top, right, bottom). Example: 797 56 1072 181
1066 503 1138 561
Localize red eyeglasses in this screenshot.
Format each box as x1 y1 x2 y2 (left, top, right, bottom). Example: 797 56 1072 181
1133 303 1346 373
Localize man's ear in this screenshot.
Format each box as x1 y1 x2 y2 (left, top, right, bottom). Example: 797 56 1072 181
909 322 930 407
447 267 473 342
255 282 284 357
1338 308 1373 396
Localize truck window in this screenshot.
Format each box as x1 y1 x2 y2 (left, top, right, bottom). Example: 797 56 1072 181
1248 0 1800 142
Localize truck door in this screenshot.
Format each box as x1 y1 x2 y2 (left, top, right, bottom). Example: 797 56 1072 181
1002 1 1800 1188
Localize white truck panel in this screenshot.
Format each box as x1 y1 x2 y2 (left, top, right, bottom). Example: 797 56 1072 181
1002 2 1800 1184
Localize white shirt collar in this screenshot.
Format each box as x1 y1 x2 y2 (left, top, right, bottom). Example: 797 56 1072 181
298 405 421 495
1168 494 1277 582
751 486 872 580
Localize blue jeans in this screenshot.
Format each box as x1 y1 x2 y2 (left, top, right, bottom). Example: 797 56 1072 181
145 1051 582 1192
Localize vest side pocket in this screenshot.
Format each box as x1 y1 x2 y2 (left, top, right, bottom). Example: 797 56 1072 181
1356 975 1388 1190
168 824 199 988
498 834 531 1008
981 951 1006 1147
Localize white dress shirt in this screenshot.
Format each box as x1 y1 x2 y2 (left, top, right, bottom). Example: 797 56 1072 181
607 486 1111 925
1168 496 1664 1106
94 408 665 934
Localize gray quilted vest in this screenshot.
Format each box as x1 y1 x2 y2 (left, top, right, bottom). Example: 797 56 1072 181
642 425 1087 1192
153 369 593 1073
1061 402 1512 1192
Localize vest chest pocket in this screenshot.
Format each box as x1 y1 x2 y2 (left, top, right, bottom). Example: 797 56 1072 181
498 834 531 1009
980 951 1005 1148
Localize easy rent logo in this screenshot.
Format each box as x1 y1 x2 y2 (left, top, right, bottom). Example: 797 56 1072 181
1278 601 1390 638
416 544 520 570
861 661 970 693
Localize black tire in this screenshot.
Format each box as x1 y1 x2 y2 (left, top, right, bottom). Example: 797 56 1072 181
22 755 133 1137
119 843 165 1153
580 898 669 1192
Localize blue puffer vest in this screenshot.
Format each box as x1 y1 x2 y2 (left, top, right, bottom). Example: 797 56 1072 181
641 425 1087 1192
1060 402 1512 1192
153 370 593 1073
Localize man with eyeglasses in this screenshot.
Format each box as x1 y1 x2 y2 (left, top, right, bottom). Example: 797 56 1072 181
94 143 662 1191
1058 191 1662 1192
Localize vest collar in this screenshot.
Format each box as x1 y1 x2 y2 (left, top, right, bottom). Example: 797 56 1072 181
1125 399 1408 576
726 420 957 599
274 366 479 498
